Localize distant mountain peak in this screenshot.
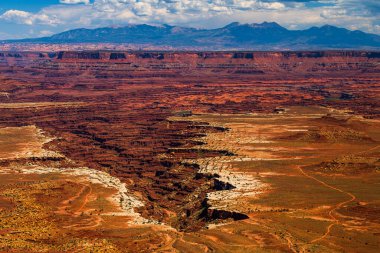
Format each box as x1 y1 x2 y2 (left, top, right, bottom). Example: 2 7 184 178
319 24 343 30
321 24 338 28
249 21 282 28
224 21 283 29
4 22 380 50
108 25 124 28
224 22 241 28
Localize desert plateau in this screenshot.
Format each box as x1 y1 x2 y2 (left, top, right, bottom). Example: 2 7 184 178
0 50 378 252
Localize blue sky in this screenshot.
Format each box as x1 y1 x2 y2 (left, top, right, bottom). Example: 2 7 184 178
0 0 379 39
0 1 61 12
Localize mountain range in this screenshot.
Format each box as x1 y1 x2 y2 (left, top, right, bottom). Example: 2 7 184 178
4 22 380 50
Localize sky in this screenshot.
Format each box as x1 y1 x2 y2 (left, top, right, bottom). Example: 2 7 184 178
0 0 379 39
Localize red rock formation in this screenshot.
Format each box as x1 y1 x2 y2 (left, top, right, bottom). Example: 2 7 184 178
0 50 379 230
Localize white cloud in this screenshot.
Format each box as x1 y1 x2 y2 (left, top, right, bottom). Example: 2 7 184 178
39 30 54 36
60 0 90 4
0 0 379 37
0 9 60 26
320 9 347 19
1 10 34 25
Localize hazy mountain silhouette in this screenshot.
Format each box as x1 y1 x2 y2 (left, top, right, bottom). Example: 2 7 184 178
6 22 380 50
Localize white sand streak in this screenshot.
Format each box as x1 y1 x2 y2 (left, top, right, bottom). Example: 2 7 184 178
0 125 155 225
2 165 154 224
186 157 267 211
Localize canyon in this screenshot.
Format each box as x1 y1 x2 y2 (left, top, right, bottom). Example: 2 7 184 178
0 50 379 252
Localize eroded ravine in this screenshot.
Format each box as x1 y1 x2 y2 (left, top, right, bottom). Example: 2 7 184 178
0 50 379 252
0 126 151 225
169 115 271 224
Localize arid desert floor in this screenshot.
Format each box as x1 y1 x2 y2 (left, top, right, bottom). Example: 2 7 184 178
0 51 379 252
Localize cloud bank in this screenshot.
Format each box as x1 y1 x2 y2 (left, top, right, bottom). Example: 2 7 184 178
0 0 379 39
60 0 90 4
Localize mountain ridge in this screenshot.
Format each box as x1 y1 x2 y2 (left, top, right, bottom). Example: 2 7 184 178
3 22 380 50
